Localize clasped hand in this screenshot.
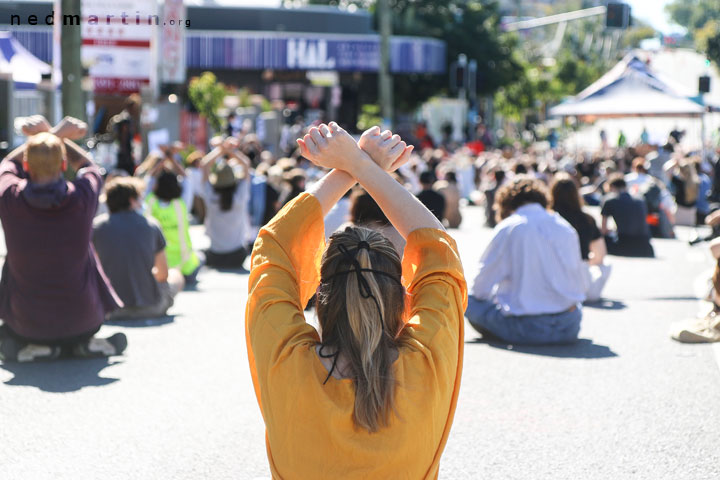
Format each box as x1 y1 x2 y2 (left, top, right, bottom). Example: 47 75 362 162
297 122 413 175
20 115 87 141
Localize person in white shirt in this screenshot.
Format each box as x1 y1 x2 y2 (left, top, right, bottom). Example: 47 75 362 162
198 138 251 269
466 176 587 345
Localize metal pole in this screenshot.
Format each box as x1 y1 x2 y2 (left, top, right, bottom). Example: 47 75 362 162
378 0 393 128
61 0 84 120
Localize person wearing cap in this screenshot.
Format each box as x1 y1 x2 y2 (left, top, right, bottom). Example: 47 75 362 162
0 116 126 362
93 177 185 319
246 122 466 478
198 137 251 268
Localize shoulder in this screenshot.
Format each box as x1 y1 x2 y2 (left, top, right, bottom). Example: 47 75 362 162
92 213 111 232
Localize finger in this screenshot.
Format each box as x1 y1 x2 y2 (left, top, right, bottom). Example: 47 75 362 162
363 125 381 137
319 124 331 138
387 140 405 159
303 134 319 155
328 121 344 133
296 139 310 158
390 145 414 171
385 134 402 149
310 128 327 148
380 130 392 141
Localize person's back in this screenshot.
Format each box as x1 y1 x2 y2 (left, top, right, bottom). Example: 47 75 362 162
0 134 119 341
93 211 164 309
602 191 649 238
479 204 585 314
0 120 125 362
434 174 462 228
467 176 585 345
202 173 249 254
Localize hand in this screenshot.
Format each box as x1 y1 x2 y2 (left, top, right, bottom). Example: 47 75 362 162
222 137 240 153
51 116 87 140
358 126 413 172
297 122 368 172
209 136 224 148
20 115 51 136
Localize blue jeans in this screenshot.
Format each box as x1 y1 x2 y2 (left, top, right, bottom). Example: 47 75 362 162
465 297 582 345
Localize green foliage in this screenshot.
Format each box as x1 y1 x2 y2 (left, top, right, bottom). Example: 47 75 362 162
707 33 720 69
666 0 720 33
188 72 227 132
356 104 383 131
310 0 521 112
622 25 658 49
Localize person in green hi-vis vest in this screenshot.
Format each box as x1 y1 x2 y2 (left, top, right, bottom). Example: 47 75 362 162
146 171 201 284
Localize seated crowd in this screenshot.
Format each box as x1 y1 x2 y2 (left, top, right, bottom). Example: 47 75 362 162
2 112 720 361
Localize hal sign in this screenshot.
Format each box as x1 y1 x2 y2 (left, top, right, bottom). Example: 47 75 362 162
287 39 336 70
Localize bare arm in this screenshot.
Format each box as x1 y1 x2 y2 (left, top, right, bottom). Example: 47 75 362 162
62 139 92 171
601 216 609 235
588 238 606 265
306 169 356 216
200 146 224 183
153 250 169 283
300 122 440 238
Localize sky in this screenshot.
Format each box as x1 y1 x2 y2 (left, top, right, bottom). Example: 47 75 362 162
626 0 684 34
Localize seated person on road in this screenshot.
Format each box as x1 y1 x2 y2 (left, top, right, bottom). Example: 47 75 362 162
465 176 587 345
197 137 252 269
93 177 184 319
551 173 611 302
416 170 446 222
601 173 655 258
145 170 202 283
0 116 126 362
246 122 466 478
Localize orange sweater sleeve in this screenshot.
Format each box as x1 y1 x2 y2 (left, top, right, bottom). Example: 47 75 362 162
399 228 467 478
245 193 325 412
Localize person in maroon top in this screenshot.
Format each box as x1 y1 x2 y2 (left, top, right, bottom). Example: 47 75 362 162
0 116 126 362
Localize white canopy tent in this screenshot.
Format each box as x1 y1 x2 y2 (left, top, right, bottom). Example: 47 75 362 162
549 54 705 118
0 31 51 88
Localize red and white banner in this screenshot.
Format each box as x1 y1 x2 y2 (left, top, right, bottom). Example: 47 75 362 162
161 0 186 84
81 0 157 95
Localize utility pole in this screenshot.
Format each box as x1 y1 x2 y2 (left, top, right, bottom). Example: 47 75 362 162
378 0 393 128
61 0 84 120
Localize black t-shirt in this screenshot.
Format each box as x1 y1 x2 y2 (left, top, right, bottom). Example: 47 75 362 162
556 208 601 260
417 189 446 221
601 192 650 238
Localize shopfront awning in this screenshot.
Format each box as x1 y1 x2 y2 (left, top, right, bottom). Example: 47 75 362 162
185 31 445 74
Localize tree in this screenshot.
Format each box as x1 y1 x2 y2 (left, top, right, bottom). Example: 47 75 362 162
188 72 227 132
310 0 522 112
666 0 720 34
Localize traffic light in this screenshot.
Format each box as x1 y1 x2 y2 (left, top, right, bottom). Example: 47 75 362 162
699 75 711 94
606 2 631 29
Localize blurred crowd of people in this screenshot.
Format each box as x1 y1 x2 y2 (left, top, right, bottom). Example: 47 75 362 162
3 107 720 363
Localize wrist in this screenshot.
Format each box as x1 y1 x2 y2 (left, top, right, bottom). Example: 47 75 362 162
345 150 376 179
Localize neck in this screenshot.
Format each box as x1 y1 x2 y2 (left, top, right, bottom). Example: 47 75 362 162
29 174 63 186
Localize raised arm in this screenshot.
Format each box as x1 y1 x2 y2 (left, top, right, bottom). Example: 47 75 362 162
298 123 414 223
299 122 441 238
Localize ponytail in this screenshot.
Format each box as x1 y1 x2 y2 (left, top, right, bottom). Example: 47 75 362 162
317 227 405 432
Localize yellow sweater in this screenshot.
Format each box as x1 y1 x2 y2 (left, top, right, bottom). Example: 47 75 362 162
246 193 467 479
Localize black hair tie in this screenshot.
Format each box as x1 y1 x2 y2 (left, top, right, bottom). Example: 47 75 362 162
319 242 403 386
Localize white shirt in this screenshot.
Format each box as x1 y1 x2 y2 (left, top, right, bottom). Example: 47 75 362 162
200 177 250 253
471 203 587 315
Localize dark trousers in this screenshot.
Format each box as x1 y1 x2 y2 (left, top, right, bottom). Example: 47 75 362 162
205 247 247 269
0 323 100 347
605 234 654 258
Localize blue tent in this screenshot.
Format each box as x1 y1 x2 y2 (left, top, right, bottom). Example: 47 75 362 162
0 31 51 89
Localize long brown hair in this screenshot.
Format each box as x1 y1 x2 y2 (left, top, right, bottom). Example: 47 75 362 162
550 172 583 214
316 226 405 432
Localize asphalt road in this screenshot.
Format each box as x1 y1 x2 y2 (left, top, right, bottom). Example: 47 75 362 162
1 205 719 479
